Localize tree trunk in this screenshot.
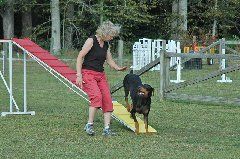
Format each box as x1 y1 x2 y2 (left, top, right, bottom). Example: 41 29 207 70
208 0 218 65
212 0 218 38
50 0 61 55
22 9 32 38
171 0 178 40
179 0 187 32
117 39 123 66
171 0 188 40
2 0 14 75
2 0 14 39
63 2 74 49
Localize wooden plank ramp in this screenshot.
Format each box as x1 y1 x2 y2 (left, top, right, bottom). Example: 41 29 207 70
112 101 157 133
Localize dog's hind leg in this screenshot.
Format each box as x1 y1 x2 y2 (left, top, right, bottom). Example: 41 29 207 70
125 97 131 112
124 87 131 112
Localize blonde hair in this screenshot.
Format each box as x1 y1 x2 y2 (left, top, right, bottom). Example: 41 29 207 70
96 21 121 40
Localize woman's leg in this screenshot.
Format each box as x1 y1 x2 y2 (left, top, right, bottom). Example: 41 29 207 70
82 70 102 124
103 112 111 128
98 74 115 136
88 106 98 124
82 70 102 135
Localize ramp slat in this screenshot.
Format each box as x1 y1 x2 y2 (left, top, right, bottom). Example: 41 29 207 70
52 66 76 74
42 59 67 67
22 46 48 53
32 53 58 60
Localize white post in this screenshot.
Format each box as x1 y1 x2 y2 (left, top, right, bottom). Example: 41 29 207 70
217 38 232 83
23 50 27 112
168 40 175 67
1 51 5 75
9 41 13 113
152 40 163 70
133 42 140 71
170 41 184 83
147 39 152 65
139 38 152 69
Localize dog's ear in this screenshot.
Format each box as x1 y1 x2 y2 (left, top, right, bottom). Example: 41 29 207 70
151 88 154 96
143 84 154 97
148 87 154 97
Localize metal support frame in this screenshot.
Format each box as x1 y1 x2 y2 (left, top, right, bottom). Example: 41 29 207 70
0 40 35 116
1 50 5 75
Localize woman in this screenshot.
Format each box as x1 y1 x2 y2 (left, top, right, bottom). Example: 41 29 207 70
76 21 127 136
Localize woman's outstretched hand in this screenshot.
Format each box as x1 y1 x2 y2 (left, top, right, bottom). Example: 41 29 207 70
117 66 127 71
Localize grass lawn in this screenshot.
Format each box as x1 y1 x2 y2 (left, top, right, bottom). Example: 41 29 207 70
0 60 240 159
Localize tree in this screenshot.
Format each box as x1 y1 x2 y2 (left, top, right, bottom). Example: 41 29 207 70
188 0 240 40
22 8 32 38
171 0 188 40
50 0 61 55
212 0 217 39
179 0 187 32
63 1 74 49
1 0 14 39
19 0 37 38
171 0 178 40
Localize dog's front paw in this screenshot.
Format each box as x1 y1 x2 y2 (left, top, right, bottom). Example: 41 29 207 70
135 128 140 135
135 122 139 135
127 105 131 112
145 130 150 135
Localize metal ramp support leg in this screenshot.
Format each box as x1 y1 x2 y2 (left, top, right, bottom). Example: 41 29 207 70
0 40 35 116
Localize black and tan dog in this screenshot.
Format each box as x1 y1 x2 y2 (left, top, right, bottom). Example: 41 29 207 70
123 72 154 134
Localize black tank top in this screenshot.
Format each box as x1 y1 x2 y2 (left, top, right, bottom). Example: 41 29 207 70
82 35 109 72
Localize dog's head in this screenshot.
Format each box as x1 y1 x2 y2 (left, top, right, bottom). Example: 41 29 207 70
137 84 154 99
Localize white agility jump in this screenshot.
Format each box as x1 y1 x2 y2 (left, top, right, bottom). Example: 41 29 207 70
132 38 184 83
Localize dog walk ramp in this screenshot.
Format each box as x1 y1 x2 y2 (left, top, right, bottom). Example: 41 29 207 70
112 101 157 133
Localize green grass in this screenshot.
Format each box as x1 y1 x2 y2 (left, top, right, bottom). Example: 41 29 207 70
0 60 240 159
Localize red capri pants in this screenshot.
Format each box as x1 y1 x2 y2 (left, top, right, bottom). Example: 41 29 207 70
82 69 113 113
